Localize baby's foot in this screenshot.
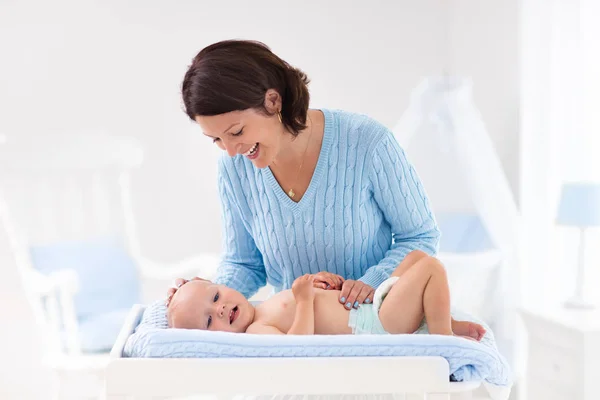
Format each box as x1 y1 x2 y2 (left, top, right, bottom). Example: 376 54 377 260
451 320 486 341
454 334 477 341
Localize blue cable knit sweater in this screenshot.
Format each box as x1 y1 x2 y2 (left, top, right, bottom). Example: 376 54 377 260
214 109 440 298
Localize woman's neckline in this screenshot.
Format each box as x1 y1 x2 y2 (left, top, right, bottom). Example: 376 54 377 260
263 108 334 211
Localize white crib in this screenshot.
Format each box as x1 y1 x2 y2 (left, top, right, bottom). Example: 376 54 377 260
106 305 487 400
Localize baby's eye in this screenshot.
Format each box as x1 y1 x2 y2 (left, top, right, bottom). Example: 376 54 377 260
213 292 219 302
207 315 212 329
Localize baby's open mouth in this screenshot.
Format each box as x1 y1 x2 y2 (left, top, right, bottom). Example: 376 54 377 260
229 306 239 324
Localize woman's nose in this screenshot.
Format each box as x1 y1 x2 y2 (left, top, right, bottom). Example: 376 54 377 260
222 139 240 157
225 145 237 157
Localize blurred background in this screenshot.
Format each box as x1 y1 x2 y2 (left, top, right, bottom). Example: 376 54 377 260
0 0 598 399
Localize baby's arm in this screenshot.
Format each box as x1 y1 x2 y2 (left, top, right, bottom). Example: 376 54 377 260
245 301 314 335
245 299 314 335
245 305 314 335
287 299 315 335
287 275 315 335
244 275 316 335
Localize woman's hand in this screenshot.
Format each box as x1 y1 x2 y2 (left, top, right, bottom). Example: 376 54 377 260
165 276 203 306
339 280 375 309
311 271 344 290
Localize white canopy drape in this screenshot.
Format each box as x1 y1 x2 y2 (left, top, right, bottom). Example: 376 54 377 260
392 76 521 368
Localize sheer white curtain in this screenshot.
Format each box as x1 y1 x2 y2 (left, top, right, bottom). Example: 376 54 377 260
520 0 600 309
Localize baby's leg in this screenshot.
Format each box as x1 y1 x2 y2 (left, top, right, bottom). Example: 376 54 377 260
379 256 452 336
392 250 430 278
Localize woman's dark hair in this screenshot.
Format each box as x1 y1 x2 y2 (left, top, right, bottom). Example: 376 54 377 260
182 40 310 135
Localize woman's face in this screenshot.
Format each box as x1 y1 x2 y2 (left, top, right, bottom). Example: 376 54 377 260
195 108 284 169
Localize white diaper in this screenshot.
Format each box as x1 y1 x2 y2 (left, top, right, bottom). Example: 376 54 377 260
373 276 400 312
372 276 429 334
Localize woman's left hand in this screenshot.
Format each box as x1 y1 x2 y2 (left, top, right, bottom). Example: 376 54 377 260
339 280 375 309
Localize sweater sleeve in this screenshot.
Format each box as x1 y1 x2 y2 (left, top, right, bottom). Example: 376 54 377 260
212 161 267 299
358 129 441 289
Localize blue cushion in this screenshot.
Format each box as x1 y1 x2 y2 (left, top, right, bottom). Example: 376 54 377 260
29 236 141 324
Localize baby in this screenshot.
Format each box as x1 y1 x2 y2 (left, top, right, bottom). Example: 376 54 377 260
166 250 486 340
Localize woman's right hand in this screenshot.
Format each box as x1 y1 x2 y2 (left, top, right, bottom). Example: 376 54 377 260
311 271 344 290
165 277 201 306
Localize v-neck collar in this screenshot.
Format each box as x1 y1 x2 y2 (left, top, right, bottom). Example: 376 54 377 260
263 109 334 213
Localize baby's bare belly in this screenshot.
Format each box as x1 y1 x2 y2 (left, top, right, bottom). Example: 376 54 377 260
313 290 353 334
259 289 353 334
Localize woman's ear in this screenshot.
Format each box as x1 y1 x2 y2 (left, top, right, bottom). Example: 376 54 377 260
264 89 282 114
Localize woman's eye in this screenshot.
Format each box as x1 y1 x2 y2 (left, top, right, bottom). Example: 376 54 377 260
231 129 243 137
207 316 212 329
212 137 220 143
213 292 219 302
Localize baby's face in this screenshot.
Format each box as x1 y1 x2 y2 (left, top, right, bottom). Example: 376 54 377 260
167 279 253 333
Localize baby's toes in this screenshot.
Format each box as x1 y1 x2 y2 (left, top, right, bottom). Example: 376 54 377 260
464 323 478 340
474 324 486 340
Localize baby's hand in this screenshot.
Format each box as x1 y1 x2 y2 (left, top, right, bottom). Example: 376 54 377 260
292 274 316 303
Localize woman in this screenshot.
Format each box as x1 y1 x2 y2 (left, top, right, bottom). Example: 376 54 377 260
167 39 440 311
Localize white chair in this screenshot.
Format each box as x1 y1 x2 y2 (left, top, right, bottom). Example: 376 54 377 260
0 132 219 399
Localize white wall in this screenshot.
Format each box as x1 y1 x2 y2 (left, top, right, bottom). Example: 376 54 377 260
0 1 519 398
0 0 520 262
405 0 520 215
